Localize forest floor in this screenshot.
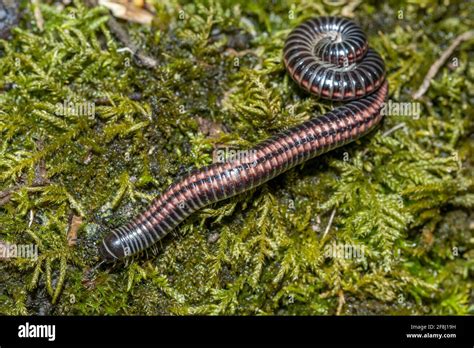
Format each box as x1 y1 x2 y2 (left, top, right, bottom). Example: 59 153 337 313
0 0 472 315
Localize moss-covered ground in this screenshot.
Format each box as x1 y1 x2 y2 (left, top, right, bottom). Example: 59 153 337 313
0 0 472 315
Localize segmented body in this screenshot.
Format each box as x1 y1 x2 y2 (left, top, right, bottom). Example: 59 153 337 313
99 16 388 262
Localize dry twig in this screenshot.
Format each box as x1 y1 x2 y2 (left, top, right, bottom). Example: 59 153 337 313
412 30 474 100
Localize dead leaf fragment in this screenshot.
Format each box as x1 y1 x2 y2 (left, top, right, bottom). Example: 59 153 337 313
99 0 154 25
67 215 83 247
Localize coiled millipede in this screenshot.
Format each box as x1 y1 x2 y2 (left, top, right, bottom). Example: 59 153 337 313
99 16 388 262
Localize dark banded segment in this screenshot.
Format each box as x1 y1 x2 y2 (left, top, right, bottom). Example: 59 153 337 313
99 16 388 263
283 16 385 101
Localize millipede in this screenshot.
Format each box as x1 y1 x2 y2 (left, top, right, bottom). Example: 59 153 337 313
99 16 388 262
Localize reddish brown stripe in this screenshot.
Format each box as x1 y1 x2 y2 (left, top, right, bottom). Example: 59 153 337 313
98 16 388 262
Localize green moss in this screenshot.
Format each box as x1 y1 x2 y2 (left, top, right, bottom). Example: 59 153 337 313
0 0 472 315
